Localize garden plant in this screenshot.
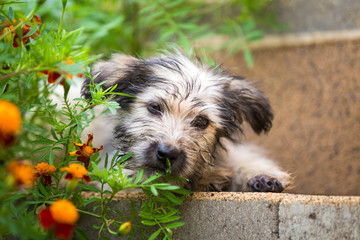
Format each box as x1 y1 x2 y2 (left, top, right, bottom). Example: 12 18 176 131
0 0 279 239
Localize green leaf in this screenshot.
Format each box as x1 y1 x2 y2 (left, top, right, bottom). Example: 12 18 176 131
114 152 133 166
32 146 51 153
172 188 192 195
50 128 58 140
148 229 161 240
49 152 54 165
8 7 14 20
142 173 162 185
23 26 37 38
141 220 157 226
74 228 89 240
156 209 179 221
37 182 50 196
134 169 143 184
159 215 181 223
78 183 101 193
150 185 158 196
244 48 254 68
109 92 135 97
153 184 179 191
34 135 55 144
163 221 185 229
83 197 100 206
39 151 50 161
139 211 155 220
110 149 122 168
161 191 183 205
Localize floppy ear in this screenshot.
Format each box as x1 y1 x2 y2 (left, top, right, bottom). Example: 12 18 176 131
220 76 273 135
81 54 151 109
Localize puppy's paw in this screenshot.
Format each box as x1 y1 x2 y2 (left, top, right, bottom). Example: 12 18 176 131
247 174 284 193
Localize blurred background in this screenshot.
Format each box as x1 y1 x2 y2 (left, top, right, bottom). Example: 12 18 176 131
16 0 360 196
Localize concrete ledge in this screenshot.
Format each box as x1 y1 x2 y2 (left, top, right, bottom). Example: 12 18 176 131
195 29 360 50
80 192 360 239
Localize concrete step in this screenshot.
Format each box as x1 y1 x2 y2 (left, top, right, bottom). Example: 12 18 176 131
79 192 360 240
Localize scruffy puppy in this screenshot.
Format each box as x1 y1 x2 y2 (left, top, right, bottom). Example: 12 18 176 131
81 51 291 192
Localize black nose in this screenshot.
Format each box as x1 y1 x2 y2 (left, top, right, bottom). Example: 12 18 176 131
156 144 180 162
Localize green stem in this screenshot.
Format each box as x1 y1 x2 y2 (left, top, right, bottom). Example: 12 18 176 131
0 64 47 81
110 212 138 221
0 68 30 81
154 217 171 238
77 209 102 219
102 192 116 216
97 222 106 240
58 3 66 37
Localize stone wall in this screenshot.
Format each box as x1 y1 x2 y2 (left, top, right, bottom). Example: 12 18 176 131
216 39 360 196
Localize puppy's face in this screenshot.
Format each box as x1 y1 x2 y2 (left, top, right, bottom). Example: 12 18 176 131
82 53 273 182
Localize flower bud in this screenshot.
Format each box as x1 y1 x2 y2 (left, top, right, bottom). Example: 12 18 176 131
118 221 131 235
61 0 68 9
5 174 16 190
3 27 14 44
65 178 79 197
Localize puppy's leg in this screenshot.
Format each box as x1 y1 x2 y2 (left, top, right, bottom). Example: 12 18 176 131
219 139 291 192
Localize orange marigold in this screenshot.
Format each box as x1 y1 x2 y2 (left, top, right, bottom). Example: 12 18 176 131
69 133 103 169
0 100 22 145
6 161 36 187
38 199 79 239
0 15 41 48
41 58 84 85
61 163 90 183
50 199 79 225
35 162 57 184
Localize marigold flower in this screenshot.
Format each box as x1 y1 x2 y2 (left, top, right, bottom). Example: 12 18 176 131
61 163 90 183
6 161 36 188
35 162 56 184
38 199 79 239
40 58 84 85
40 70 64 84
0 100 22 145
0 15 41 48
69 133 103 169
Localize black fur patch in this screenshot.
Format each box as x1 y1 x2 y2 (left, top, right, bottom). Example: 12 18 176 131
220 77 273 136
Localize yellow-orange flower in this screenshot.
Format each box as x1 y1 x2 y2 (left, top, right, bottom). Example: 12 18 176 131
0 100 22 145
41 58 84 85
6 161 36 187
0 15 41 48
38 199 79 239
50 199 79 225
69 133 103 169
35 162 56 184
61 163 90 183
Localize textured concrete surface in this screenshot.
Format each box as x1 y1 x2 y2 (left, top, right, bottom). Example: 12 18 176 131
279 195 360 240
214 39 360 196
266 0 360 33
78 192 360 240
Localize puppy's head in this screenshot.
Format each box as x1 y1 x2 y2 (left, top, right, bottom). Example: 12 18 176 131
82 52 273 182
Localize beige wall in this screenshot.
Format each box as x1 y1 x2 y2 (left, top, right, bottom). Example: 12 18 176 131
216 40 360 196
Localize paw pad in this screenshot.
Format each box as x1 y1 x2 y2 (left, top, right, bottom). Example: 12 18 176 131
247 175 284 193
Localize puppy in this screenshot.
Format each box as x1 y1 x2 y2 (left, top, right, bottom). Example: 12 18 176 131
81 51 291 192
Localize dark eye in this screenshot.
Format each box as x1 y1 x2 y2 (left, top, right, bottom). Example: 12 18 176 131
147 102 162 115
192 116 210 130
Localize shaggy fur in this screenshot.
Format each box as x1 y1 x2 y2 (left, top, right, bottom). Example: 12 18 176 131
81 51 291 192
